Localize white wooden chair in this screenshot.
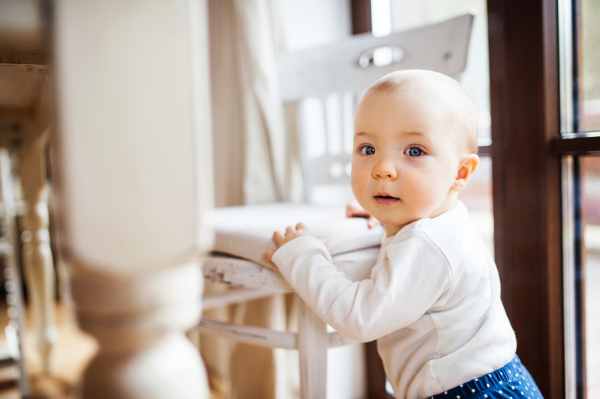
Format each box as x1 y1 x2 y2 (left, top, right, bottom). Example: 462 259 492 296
195 13 474 399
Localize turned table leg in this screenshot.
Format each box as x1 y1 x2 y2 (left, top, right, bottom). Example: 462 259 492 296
17 135 57 374
51 0 214 396
70 262 208 399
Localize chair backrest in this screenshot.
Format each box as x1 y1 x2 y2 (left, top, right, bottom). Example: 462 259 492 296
276 13 474 202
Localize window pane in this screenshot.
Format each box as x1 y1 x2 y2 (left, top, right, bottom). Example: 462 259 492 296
581 0 600 132
583 156 600 397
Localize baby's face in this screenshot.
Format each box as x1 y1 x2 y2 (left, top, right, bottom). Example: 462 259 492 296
351 88 467 236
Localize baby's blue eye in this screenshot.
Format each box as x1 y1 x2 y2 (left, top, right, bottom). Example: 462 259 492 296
360 146 375 155
405 147 423 157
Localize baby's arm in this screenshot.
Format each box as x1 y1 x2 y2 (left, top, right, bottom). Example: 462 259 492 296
266 227 452 342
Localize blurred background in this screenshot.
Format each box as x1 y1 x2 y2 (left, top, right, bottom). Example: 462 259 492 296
0 0 599 398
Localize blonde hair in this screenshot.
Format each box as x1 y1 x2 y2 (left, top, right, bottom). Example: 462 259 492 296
367 70 478 154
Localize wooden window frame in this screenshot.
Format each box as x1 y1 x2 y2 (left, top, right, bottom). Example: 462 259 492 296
490 0 599 397
488 0 564 397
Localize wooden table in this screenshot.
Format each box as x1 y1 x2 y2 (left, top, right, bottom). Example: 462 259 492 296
0 0 58 377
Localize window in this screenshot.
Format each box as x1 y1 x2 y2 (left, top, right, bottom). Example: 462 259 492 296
582 156 600 397
487 0 600 398
559 0 600 396
581 0 600 132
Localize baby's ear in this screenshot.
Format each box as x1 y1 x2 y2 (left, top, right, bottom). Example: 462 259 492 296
452 154 479 192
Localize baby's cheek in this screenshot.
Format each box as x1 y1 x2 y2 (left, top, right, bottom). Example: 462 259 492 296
425 177 453 211
351 172 369 199
407 176 441 211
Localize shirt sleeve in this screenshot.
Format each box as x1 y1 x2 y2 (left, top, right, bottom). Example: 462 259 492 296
271 229 453 342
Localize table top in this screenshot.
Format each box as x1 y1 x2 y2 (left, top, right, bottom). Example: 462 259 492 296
0 0 50 147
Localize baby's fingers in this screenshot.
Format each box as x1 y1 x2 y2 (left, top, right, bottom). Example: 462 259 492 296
296 222 308 231
346 201 368 218
273 231 285 246
367 216 380 228
285 226 295 235
264 249 275 261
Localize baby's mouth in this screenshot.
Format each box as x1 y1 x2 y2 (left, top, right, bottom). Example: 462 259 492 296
374 194 400 205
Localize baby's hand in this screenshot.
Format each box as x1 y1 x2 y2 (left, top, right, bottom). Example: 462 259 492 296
264 222 321 261
346 201 380 228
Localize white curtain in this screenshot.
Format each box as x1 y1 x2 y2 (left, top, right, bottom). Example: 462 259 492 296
209 0 302 207
204 0 301 398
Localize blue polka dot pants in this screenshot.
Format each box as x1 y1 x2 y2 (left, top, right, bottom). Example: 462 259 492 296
431 355 543 399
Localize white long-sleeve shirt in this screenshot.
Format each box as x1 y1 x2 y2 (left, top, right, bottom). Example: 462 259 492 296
271 201 516 398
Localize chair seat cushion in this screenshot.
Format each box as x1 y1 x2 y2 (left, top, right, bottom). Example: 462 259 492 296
211 203 384 270
204 246 380 289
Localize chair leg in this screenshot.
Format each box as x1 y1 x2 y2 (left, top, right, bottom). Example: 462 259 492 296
17 136 58 374
297 297 327 399
0 149 30 396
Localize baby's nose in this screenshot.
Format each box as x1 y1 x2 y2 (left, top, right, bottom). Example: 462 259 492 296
373 161 397 179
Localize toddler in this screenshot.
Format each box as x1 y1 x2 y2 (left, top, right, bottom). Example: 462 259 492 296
264 70 542 399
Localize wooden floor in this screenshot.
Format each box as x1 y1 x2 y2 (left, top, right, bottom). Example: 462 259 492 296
0 303 97 399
